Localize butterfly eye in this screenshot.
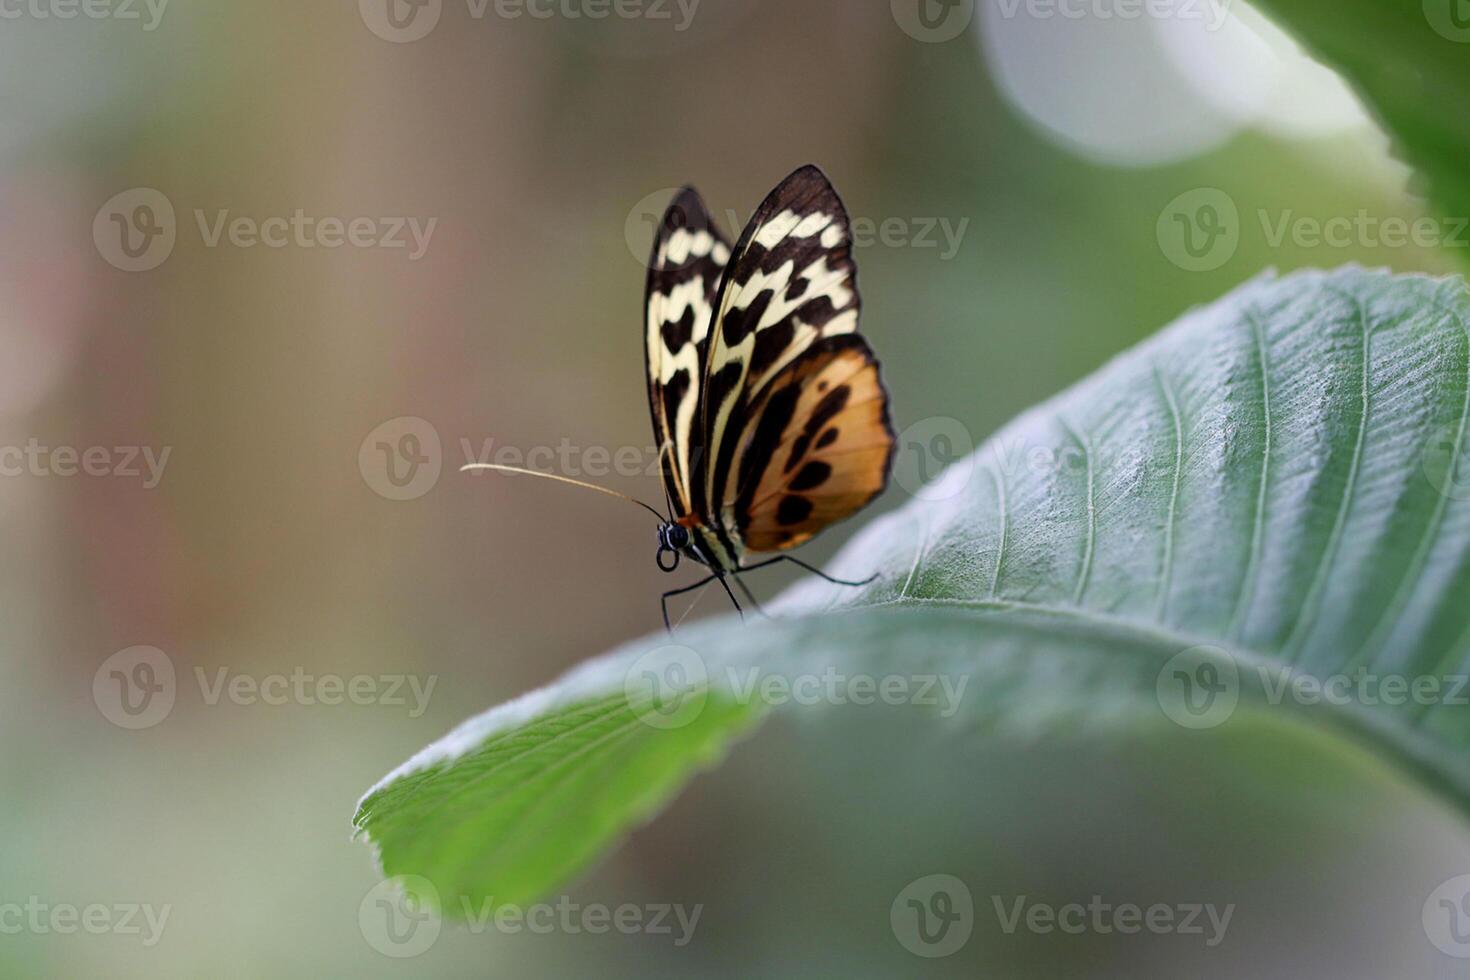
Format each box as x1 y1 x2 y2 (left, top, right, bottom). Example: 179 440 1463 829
667 526 690 549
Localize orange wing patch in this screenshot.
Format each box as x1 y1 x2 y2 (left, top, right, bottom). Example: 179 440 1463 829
727 334 894 553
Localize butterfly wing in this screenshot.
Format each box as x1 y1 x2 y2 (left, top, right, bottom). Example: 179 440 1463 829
645 187 731 517
697 165 865 551
727 334 894 551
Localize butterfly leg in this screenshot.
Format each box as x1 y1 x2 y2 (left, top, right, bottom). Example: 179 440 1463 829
714 573 745 622
729 573 767 619
739 555 878 588
661 574 716 633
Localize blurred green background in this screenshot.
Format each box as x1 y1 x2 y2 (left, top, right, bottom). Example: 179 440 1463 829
3 0 1469 976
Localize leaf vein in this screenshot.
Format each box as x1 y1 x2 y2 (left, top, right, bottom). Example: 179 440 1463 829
1154 365 1184 623
1229 306 1272 642
1282 293 1373 663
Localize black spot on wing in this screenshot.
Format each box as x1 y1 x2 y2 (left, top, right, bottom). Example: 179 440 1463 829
722 288 773 346
816 427 839 449
785 384 851 473
661 305 696 353
748 318 795 382
808 384 851 433
790 461 831 492
777 495 813 526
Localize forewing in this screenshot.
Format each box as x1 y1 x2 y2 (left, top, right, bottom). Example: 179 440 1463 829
727 334 894 553
698 165 861 525
644 188 731 515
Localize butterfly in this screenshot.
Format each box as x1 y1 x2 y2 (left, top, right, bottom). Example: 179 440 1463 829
466 165 895 629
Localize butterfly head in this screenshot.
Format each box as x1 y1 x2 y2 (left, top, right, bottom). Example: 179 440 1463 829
656 522 690 572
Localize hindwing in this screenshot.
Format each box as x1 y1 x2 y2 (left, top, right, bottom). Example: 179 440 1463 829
728 334 894 552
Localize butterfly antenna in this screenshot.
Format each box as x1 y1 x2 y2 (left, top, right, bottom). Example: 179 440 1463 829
460 464 666 523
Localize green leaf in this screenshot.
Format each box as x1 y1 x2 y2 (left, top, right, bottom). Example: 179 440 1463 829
355 266 1470 914
1254 0 1470 222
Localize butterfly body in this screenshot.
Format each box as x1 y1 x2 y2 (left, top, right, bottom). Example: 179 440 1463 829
645 166 896 626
